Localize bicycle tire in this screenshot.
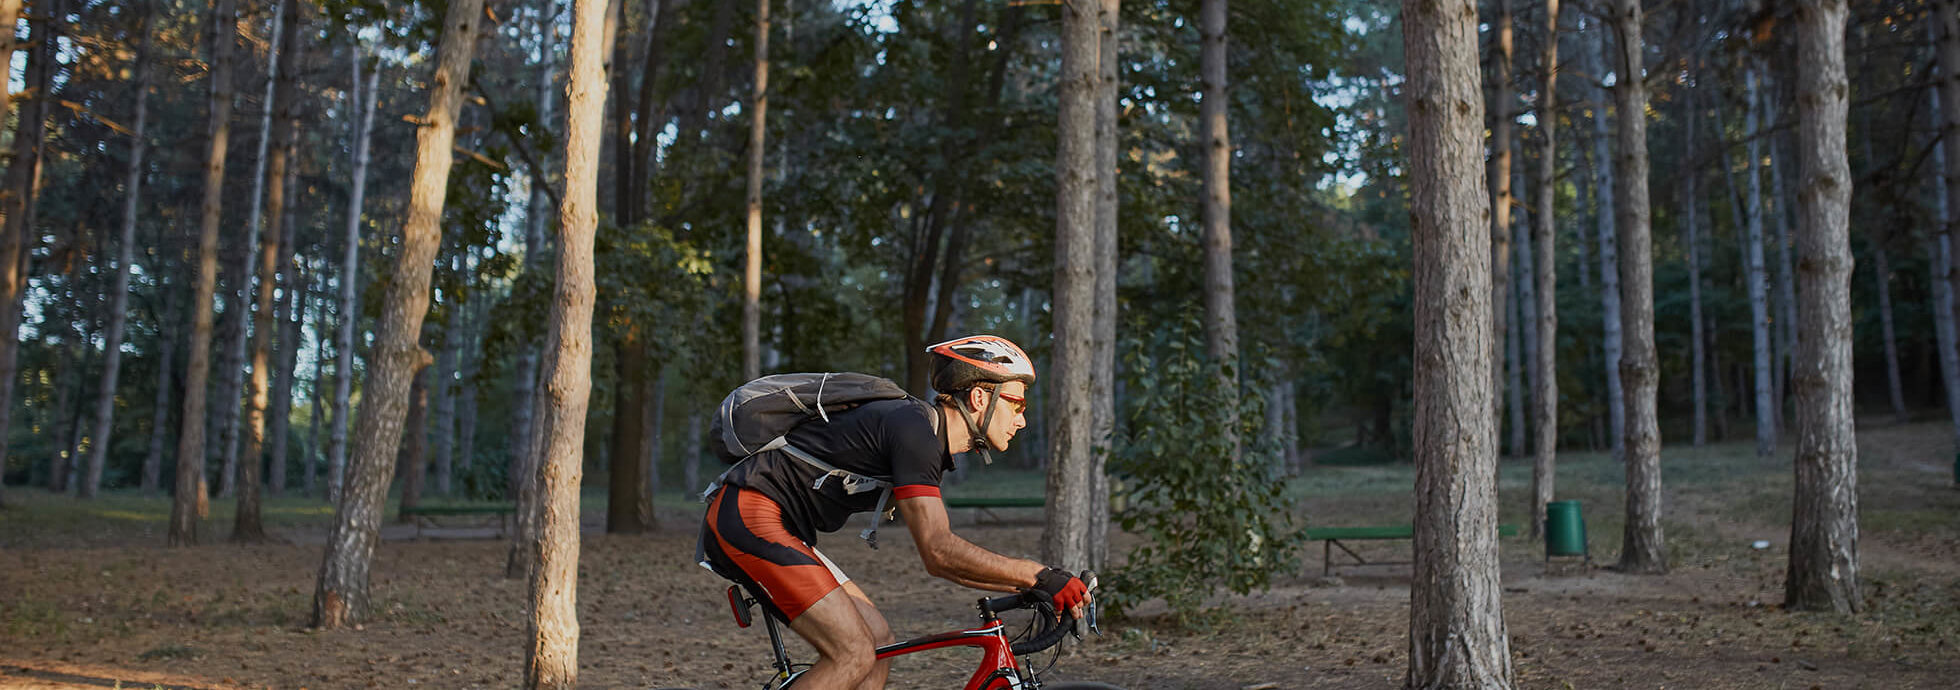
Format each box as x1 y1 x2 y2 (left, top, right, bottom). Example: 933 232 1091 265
1036 682 1128 689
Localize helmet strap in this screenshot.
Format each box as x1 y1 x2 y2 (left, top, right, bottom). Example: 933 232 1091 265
951 387 1000 465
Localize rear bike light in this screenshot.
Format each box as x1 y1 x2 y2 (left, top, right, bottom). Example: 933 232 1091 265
727 585 753 628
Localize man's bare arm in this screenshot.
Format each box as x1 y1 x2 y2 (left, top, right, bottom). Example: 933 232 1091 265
896 495 1043 592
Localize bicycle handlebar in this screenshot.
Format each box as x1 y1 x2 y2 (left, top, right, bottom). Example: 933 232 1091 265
978 570 1100 657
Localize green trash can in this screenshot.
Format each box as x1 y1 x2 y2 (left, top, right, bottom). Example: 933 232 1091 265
1544 500 1588 558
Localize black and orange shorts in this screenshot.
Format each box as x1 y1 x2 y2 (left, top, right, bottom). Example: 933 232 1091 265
698 487 852 622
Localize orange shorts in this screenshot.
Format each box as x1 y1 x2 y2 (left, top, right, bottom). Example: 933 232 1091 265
698 487 851 622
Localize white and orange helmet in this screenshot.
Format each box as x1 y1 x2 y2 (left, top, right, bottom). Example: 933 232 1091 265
926 335 1036 393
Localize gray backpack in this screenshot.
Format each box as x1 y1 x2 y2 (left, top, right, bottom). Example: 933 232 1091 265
701 372 915 548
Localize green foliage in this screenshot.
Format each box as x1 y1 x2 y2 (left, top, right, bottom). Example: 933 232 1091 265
1104 311 1303 621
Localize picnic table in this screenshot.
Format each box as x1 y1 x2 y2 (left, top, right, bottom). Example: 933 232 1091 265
1308 523 1521 576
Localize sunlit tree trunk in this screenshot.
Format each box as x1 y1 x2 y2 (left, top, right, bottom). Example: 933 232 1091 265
1742 65 1777 458
1609 0 1664 574
1489 0 1515 422
1531 0 1561 540
1583 16 1624 464
743 0 768 381
1403 0 1514 683
0 0 56 508
313 0 483 625
170 0 239 546
1089 0 1120 572
1199 0 1238 448
330 52 382 505
84 6 155 499
1684 79 1708 446
524 0 606 677
1785 0 1860 613
238 0 304 540
219 0 295 501
1042 0 1099 573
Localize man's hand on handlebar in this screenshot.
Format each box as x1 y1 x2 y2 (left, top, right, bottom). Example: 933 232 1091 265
1030 567 1093 621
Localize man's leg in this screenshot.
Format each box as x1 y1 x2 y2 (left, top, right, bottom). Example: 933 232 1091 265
786 587 880 689
839 581 893 690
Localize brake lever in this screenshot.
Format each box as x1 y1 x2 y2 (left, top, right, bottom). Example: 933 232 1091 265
1082 571 1102 636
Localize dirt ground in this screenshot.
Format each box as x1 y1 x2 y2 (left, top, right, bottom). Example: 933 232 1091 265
5 421 1960 689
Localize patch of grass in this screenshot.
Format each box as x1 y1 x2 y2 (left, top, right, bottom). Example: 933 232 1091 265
3 596 68 639
1311 445 1400 467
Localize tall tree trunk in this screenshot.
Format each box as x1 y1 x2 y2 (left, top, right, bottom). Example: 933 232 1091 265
237 0 302 542
433 282 461 496
396 362 432 521
1514 161 1538 458
330 54 382 505
145 275 179 494
219 0 294 500
268 198 302 497
1584 17 1625 464
1489 0 1516 422
313 0 482 626
1875 245 1907 423
1199 0 1239 451
1743 65 1778 458
1764 76 1798 433
1684 78 1708 446
525 0 607 677
510 0 559 512
1932 0 1960 461
0 0 56 507
1506 267 1528 456
1089 0 1120 572
1785 0 1860 614
1609 0 1664 574
170 0 239 546
1041 0 1100 573
901 0 985 395
743 0 768 381
307 263 330 495
84 7 155 498
1402 0 1514 682
606 334 650 533
457 295 485 473
1531 0 1560 540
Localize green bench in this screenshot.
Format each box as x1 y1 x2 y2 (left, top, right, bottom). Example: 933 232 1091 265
1307 523 1521 577
398 504 517 539
942 496 1045 523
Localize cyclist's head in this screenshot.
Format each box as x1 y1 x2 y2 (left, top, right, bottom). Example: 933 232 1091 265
927 335 1035 455
927 335 1036 394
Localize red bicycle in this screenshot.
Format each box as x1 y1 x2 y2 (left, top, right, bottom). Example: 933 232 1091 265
705 572 1125 690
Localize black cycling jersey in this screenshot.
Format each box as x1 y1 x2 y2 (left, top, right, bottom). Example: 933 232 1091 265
716 397 953 544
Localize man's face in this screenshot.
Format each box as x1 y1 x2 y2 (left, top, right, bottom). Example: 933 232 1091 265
969 381 1030 452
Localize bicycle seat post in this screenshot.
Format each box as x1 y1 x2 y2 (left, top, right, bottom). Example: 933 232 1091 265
762 608 792 677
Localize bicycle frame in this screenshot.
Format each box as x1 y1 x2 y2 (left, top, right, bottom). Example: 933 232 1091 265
732 585 1032 690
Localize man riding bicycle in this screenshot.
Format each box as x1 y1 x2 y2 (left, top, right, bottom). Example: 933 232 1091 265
697 335 1091 690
